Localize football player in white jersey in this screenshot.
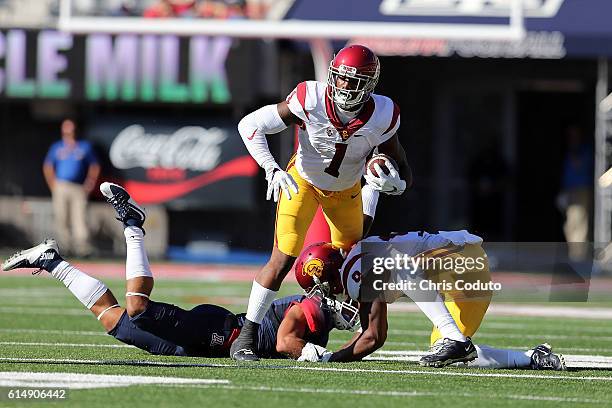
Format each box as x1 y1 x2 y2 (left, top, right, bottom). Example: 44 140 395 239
232 45 412 360
294 236 565 370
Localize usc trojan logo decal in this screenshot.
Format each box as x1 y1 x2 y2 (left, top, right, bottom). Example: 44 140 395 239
303 258 324 278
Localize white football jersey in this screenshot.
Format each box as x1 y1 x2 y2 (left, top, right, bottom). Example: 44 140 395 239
340 230 483 302
286 81 400 191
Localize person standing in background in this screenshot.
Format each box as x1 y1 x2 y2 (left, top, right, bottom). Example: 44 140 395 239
558 125 594 261
43 119 100 257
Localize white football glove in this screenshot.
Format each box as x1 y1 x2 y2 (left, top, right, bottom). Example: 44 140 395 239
364 163 406 195
265 166 299 202
297 342 332 363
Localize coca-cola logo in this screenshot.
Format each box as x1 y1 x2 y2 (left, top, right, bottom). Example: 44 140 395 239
109 125 227 171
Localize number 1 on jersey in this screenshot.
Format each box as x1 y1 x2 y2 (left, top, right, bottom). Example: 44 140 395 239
324 143 348 178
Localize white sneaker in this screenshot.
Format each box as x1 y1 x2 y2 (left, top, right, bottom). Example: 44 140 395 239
2 239 62 272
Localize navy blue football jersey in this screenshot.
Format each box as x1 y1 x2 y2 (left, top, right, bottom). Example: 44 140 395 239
255 294 334 358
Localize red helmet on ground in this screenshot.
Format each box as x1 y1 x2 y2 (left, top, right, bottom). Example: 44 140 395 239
294 242 344 296
327 44 380 110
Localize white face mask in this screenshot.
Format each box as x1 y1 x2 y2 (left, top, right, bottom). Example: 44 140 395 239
327 62 379 110
333 88 366 111
323 295 360 331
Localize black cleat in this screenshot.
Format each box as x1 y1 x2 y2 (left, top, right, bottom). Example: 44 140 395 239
231 348 260 361
100 182 146 231
230 319 260 361
419 337 478 368
530 343 567 371
2 239 63 273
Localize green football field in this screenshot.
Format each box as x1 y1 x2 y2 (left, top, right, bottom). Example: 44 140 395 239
0 272 611 407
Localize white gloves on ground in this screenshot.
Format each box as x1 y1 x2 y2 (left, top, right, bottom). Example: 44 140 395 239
297 342 333 362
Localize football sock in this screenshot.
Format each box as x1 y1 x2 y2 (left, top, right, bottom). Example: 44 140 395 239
398 270 466 342
430 308 467 341
124 227 153 280
245 281 276 324
417 300 466 342
238 319 259 348
50 261 108 309
468 345 531 369
109 310 187 356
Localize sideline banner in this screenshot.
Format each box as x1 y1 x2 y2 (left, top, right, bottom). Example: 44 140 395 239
88 118 258 209
0 29 260 104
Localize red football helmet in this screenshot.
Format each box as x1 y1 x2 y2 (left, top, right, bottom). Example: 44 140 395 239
327 44 380 110
294 242 344 296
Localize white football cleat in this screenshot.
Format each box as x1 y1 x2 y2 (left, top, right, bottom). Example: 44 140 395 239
2 239 63 273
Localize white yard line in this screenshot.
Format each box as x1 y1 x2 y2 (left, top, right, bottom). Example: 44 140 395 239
163 384 605 404
5 328 603 350
387 329 612 342
0 287 247 297
388 303 612 320
1 357 612 381
2 341 612 366
0 328 106 337
0 341 134 348
0 307 89 316
0 371 228 389
368 350 612 368
0 302 612 320
0 288 66 297
481 322 612 334
7 328 604 353
0 370 602 403
332 340 612 353
291 365 612 380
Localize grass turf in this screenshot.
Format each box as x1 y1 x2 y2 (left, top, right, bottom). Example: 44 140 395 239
0 274 610 407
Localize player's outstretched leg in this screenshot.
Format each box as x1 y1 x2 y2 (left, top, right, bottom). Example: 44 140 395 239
2 237 188 356
100 182 153 318
1 239 122 329
101 182 234 355
465 343 566 370
2 238 112 312
2 238 129 335
230 247 295 361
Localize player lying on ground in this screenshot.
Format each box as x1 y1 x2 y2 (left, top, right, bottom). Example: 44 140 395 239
1 183 357 359
232 44 412 361
294 237 565 370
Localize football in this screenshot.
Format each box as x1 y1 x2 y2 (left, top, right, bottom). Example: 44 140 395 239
366 154 399 178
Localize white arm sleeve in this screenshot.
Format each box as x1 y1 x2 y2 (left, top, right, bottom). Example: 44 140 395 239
361 184 380 218
238 104 288 171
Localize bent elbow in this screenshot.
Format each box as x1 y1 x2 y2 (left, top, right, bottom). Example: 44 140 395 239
275 338 289 355
237 116 250 137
